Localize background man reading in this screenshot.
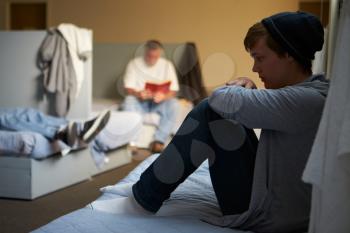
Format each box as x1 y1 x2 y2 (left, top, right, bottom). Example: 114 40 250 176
122 40 179 153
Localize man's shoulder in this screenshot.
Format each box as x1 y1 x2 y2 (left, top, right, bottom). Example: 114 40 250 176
129 56 144 64
284 74 329 98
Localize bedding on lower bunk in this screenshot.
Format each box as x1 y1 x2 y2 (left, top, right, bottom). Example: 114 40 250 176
32 154 253 233
0 111 142 199
0 111 142 167
90 111 142 167
0 130 70 159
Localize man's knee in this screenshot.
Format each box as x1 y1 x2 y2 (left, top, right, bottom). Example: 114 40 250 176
161 97 177 106
188 98 225 123
157 98 179 115
122 95 141 111
167 98 180 112
191 98 210 115
123 95 139 104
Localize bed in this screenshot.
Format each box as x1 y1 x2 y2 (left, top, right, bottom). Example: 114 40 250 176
32 154 252 233
0 31 140 200
0 110 142 199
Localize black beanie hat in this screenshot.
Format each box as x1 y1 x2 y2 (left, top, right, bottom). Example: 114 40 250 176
261 11 324 69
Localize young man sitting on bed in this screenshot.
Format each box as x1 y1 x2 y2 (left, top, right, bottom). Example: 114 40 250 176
0 108 111 147
104 12 328 233
121 40 179 153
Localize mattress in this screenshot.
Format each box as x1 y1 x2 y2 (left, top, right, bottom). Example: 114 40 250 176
32 155 253 233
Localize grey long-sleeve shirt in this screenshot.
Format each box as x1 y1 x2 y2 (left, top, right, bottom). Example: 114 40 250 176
207 74 329 233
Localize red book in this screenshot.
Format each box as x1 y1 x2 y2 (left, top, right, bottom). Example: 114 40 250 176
145 81 171 94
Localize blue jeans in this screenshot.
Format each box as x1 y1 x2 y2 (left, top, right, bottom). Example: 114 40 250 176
122 95 179 143
0 108 67 139
132 99 258 214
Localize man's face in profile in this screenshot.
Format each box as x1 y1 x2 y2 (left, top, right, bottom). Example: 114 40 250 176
144 48 162 66
250 37 292 89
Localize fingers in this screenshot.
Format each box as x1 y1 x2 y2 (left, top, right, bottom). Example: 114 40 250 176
140 91 147 99
140 90 153 100
226 77 257 89
226 80 238 86
153 92 165 103
226 77 248 86
245 82 254 89
245 81 257 89
236 80 247 87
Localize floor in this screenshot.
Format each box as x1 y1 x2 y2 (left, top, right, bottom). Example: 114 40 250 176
0 149 151 233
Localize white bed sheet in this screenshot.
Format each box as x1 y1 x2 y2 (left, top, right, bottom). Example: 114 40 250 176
32 154 253 233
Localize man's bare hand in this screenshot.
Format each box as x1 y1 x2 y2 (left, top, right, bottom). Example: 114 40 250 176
153 92 166 103
139 90 153 100
226 77 257 89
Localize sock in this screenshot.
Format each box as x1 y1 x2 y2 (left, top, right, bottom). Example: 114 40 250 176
90 196 152 215
91 183 153 215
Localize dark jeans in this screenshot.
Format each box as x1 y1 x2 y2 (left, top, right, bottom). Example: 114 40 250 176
132 98 258 215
